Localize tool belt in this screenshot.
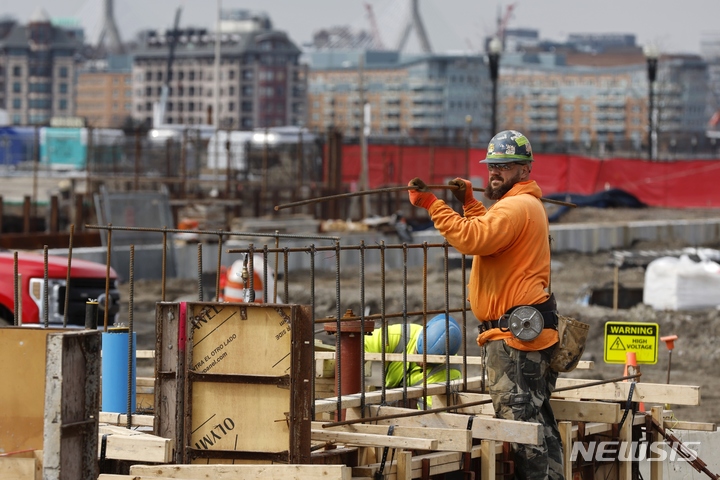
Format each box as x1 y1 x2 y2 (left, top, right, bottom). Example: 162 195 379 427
477 293 558 334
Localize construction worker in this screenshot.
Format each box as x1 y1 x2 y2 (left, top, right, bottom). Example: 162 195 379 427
407 130 563 479
221 254 280 303
364 314 463 406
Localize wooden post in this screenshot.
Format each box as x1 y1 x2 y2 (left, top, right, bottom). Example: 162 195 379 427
618 410 633 480
74 193 84 232
43 330 101 480
50 195 59 233
559 420 573 479
650 406 663 480
613 263 620 311
397 450 412 480
23 195 31 234
480 440 495 480
154 303 184 464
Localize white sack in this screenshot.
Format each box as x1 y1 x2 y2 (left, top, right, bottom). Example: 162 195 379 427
643 255 720 310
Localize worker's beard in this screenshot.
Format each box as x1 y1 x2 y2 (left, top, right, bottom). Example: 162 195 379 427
484 171 522 200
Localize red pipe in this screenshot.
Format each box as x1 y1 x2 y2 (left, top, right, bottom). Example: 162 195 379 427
324 309 374 420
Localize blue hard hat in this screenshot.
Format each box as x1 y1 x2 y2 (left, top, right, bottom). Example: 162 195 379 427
417 315 462 355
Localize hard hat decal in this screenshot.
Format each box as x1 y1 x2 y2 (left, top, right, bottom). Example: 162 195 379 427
480 129 534 164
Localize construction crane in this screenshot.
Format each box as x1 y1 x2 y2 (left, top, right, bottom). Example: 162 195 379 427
496 2 516 49
153 7 182 127
363 2 385 50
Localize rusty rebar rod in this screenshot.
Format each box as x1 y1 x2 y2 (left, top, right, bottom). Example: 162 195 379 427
321 374 641 428
274 185 577 211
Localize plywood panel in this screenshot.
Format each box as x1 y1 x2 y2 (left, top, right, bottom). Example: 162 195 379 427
190 383 290 453
180 303 314 464
187 304 292 375
0 328 63 453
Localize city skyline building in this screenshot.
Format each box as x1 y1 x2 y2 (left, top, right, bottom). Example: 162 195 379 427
0 9 82 126
76 58 132 128
131 10 307 131
307 51 490 141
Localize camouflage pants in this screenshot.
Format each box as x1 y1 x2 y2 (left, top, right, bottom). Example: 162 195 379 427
485 340 564 480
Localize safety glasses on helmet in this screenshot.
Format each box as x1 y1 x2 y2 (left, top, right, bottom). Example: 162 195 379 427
487 162 520 171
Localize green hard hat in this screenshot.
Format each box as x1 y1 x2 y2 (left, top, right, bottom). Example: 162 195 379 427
480 130 534 164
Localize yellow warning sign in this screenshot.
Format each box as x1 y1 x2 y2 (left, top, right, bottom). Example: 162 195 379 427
604 321 659 364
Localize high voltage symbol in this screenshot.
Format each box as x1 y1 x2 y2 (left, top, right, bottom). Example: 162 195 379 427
609 337 626 351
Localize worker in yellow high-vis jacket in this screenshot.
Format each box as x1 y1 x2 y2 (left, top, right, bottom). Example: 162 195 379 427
364 315 463 402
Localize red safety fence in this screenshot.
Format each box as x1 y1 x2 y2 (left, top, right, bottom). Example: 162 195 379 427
340 145 720 208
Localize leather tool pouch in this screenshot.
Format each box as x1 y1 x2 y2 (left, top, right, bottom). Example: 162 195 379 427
549 315 590 372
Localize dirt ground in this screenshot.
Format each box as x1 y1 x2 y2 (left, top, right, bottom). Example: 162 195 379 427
120 206 720 424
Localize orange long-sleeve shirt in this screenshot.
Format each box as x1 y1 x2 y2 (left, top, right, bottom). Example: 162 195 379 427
427 180 558 351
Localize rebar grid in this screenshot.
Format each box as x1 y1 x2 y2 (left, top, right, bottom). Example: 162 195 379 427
27 223 473 422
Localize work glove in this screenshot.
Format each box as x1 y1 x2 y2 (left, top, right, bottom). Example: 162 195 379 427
407 177 437 210
448 178 475 205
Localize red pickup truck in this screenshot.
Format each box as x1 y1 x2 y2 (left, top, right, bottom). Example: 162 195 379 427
0 251 120 327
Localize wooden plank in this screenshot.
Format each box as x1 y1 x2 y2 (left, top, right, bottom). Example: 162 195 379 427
661 420 717 432
154 302 182 464
0 457 37 480
98 426 174 463
0 328 64 453
314 376 484 413
100 476 197 480
313 422 472 452
0 458 33 480
433 394 621 423
315 352 593 369
352 443 486 478
129 464 352 479
550 399 622 423
43 331 100 480
553 378 700 405
0 450 42 480
346 405 542 445
99 412 154 428
431 393 495 416
311 429 437 450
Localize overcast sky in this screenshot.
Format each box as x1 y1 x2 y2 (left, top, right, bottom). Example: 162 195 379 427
2 0 719 55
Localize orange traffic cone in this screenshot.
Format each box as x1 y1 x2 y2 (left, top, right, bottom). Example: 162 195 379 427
623 351 645 412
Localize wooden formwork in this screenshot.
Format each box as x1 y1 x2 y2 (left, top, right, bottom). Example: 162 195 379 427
141 300 715 478
154 302 314 465
42 330 101 480
112 353 716 479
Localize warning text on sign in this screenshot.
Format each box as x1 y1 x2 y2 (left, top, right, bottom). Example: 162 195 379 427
604 321 659 365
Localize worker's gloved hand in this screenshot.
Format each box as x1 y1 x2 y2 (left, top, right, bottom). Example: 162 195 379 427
408 177 437 210
448 178 475 205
